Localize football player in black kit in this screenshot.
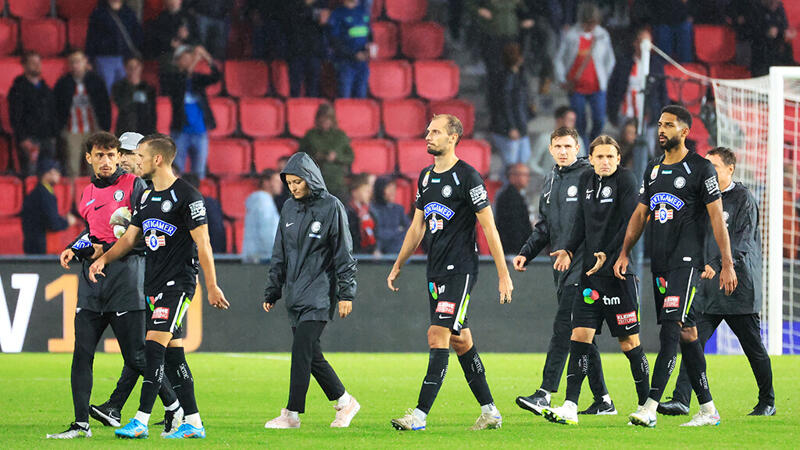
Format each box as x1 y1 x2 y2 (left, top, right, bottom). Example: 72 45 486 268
614 105 738 428
544 135 650 425
89 134 230 439
387 114 513 431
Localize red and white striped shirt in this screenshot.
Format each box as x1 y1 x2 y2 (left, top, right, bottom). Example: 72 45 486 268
68 81 96 134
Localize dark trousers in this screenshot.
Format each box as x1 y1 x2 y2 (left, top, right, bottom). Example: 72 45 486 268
289 56 322 98
672 313 774 406
107 360 178 412
287 320 346 413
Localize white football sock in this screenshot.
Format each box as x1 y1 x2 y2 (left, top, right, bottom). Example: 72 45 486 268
602 394 612 404
480 403 498 415
337 391 351 407
412 408 427 422
75 421 89 429
134 411 150 426
644 398 659 414
563 401 578 411
286 410 299 421
699 401 716 415
184 413 202 428
164 400 180 412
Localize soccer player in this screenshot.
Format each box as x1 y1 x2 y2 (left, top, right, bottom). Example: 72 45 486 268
614 105 738 428
262 152 360 429
513 127 614 416
543 135 650 425
659 147 775 417
89 134 230 439
387 114 513 431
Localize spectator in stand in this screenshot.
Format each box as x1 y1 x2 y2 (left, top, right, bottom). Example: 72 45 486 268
21 159 76 254
554 2 614 149
328 0 372 98
161 45 220 179
299 103 353 201
86 0 144 94
495 163 533 254
283 0 329 98
246 0 288 61
523 0 558 100
274 155 292 212
125 0 143 20
650 0 695 63
618 118 638 169
750 0 797 76
112 56 157 136
8 51 59 176
491 43 532 172
371 175 409 255
54 50 111 178
242 169 282 262
181 172 226 253
145 0 199 65
184 0 232 60
529 106 575 178
347 173 376 254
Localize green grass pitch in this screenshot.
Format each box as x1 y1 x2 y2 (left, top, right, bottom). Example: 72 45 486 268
1 352 797 448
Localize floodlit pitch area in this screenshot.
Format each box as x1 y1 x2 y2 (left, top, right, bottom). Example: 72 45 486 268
1 353 796 448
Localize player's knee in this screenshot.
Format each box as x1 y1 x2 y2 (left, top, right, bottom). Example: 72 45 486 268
618 334 639 352
427 327 450 349
680 326 698 343
450 334 473 355
570 327 594 343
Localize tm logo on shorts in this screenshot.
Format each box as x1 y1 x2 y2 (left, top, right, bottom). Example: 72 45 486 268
435 301 456 315
152 307 170 320
663 296 680 308
616 311 637 325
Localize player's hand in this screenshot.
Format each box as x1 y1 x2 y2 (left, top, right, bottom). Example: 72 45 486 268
613 254 628 280
387 265 401 291
262 301 274 312
90 244 104 260
586 252 606 276
338 300 352 318
88 258 106 282
512 255 527 272
207 285 230 310
550 250 571 272
701 264 716 280
499 273 513 304
719 263 738 295
60 249 75 269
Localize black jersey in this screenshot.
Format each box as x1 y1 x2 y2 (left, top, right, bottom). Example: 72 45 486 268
638 151 721 273
414 159 490 278
130 178 208 295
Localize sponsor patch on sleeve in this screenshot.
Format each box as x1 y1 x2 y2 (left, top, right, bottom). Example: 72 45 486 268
435 301 456 314
152 307 170 320
189 200 206 220
704 176 721 196
616 311 637 325
663 296 680 308
469 185 488 205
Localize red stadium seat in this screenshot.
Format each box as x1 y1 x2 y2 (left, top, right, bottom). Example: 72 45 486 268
371 0 384 19
57 0 97 19
457 139 491 176
208 97 237 137
484 179 502 203
385 0 427 23
224 60 269 98
400 22 444 60
271 60 290 98
156 96 172 134
429 99 475 137
690 119 712 156
67 18 88 50
41 58 69 88
142 59 160 95
73 176 91 206
351 139 396 175
382 99 427 139
142 0 165 22
368 60 413 100
253 138 298 172
239 97 285 138
709 63 750 80
371 21 398 60
286 98 325 137
0 19 19 56
207 138 251 176
0 96 12 134
396 139 431 178
784 0 800 28
664 63 708 114
414 60 459 101
334 99 380 139
194 59 222 96
0 176 23 216
0 135 10 172
694 25 736 64
392 177 415 213
199 178 218 199
46 223 84 255
219 177 259 219
0 59 24 96
233 219 244 254
21 19 67 57
25 176 72 215
0 218 24 254
224 220 235 253
8 0 50 19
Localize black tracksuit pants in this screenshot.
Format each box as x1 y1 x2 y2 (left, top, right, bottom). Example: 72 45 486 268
286 320 346 413
671 312 774 406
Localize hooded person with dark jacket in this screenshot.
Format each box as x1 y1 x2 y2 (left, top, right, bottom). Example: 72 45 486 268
262 152 360 429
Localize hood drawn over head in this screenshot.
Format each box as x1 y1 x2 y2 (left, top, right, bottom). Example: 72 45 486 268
280 152 328 198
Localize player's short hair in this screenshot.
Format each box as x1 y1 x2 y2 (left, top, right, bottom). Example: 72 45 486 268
550 126 580 145
589 135 621 155
20 50 40 65
661 104 692 129
554 105 575 120
84 131 120 154
708 146 736 168
140 133 177 163
431 114 463 144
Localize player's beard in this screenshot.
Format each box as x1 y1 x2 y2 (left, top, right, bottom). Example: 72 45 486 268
427 145 444 156
659 135 681 152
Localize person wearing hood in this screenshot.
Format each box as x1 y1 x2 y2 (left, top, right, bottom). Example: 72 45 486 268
513 126 614 417
262 152 360 429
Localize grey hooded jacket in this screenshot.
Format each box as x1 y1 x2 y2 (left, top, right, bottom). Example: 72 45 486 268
263 152 358 326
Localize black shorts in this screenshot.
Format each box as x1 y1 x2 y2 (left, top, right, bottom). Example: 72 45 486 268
146 289 193 336
573 274 641 338
652 267 699 327
428 273 476 336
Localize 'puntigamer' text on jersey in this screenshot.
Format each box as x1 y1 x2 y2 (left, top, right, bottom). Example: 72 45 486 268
638 151 721 273
415 159 490 277
130 178 207 295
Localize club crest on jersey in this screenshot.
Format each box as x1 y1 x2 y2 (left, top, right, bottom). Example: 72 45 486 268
723 211 730 225
422 171 430 187
442 185 452 198
142 219 177 236
650 165 660 180
113 189 124 201
423 202 455 220
567 185 578 197
649 192 684 211
674 176 686 189
311 221 322 233
656 204 674 223
601 186 612 198
429 216 444 233
161 200 173 212
145 229 166 251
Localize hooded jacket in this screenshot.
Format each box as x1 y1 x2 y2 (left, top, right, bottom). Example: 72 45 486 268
518 157 592 286
263 152 357 326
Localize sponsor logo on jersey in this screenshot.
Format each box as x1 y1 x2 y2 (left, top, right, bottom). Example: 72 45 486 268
114 189 124 201
71 238 92 250
423 202 455 220
649 192 685 211
435 301 456 315
422 171 430 187
469 185 487 205
567 185 578 197
152 307 170 320
442 185 452 198
142 219 177 236
140 190 150 204
662 169 673 174
674 176 686 189
663 296 680 308
603 295 621 305
432 178 440 183
616 311 637 325
656 277 667 294
189 200 206 220
161 200 173 212
650 165 660 180
704 176 721 196
429 282 438 299
582 288 599 304
656 204 674 223
601 186 612 198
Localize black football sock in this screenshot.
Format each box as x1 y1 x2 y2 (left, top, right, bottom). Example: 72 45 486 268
138 340 166 415
565 340 592 404
586 341 609 401
680 339 713 404
457 346 494 406
624 345 651 406
648 321 681 402
165 346 198 416
416 348 449 414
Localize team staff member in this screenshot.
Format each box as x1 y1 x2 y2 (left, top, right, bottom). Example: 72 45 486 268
513 127 614 416
660 147 775 417
616 105 738 428
89 134 229 439
544 135 649 425
262 152 360 429
387 114 512 431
